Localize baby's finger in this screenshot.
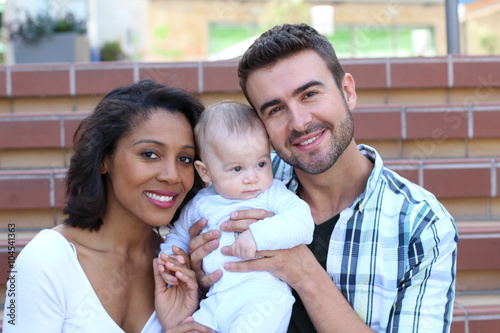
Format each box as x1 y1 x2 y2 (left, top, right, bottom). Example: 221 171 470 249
200 269 223 290
160 270 179 286
173 265 198 291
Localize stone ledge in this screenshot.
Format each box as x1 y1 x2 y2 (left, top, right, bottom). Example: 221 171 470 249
0 56 499 97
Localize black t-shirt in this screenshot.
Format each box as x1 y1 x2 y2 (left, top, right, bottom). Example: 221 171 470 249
287 214 340 333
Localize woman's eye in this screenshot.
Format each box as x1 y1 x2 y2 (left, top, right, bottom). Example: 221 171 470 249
179 156 193 164
142 151 159 159
232 166 242 172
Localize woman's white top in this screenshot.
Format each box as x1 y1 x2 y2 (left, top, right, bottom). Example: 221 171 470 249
2 229 162 333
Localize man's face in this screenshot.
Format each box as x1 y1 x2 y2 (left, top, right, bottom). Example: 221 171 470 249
245 50 357 175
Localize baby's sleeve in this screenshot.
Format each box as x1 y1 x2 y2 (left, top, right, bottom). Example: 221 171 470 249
249 180 314 251
160 199 196 256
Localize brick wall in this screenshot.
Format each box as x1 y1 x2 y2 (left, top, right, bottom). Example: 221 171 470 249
1 55 500 332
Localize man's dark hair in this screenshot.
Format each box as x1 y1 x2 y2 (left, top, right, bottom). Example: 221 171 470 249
238 23 345 106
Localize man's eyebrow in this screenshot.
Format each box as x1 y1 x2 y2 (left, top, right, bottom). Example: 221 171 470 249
293 80 324 96
258 80 324 114
259 98 282 114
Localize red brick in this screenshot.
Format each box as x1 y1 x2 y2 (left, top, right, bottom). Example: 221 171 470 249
75 63 134 95
406 110 468 140
453 59 500 88
384 160 420 185
457 237 500 271
0 67 7 97
353 107 401 140
343 62 387 89
63 115 87 147
423 167 490 198
391 59 448 88
468 319 500 333
139 64 199 92
54 175 67 208
0 119 61 149
450 320 465 333
11 65 70 97
0 178 51 209
203 61 240 93
474 110 500 138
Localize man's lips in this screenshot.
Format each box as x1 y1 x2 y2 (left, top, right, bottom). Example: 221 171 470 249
292 130 325 148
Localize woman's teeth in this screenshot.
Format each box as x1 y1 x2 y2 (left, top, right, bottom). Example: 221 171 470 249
145 192 173 202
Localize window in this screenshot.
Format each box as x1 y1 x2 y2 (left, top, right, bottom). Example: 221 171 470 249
208 22 260 60
326 25 436 58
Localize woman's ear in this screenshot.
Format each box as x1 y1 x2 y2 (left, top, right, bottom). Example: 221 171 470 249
101 156 109 175
194 160 212 184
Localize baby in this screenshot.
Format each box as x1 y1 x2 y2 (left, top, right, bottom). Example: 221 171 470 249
160 101 314 333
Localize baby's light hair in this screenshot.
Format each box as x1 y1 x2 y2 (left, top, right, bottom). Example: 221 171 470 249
195 101 267 160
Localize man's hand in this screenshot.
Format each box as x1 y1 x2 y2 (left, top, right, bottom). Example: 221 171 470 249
220 209 274 233
221 244 320 289
188 210 274 291
188 218 222 292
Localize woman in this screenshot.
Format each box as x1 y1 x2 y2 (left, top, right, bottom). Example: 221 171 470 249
3 80 213 332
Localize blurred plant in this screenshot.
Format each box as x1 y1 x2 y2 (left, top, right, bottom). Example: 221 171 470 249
5 11 86 45
100 41 126 61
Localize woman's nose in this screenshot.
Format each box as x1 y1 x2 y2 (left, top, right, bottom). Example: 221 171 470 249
157 159 181 184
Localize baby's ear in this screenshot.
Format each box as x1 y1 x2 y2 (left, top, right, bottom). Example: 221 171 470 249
194 160 212 184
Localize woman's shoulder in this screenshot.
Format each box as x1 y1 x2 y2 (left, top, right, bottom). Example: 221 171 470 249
16 228 76 268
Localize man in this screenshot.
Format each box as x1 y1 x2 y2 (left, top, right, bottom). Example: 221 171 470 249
189 23 457 333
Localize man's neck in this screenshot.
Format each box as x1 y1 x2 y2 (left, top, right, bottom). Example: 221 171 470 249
296 142 373 224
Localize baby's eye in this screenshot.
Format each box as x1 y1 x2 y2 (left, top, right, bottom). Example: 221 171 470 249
142 150 159 159
232 166 242 172
257 162 266 168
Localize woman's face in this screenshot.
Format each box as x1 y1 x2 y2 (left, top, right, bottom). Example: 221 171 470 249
102 109 196 227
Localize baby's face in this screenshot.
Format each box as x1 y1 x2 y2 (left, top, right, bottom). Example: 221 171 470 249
204 130 273 200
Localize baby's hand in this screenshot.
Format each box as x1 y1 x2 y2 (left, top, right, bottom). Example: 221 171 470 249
230 230 257 259
158 248 188 286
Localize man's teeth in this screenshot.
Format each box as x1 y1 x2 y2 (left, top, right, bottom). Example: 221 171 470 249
299 133 321 146
145 192 173 202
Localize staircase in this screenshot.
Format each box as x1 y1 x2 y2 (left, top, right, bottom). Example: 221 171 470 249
1 56 500 332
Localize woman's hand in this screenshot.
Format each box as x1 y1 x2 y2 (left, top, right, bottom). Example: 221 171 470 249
153 247 202 330
163 317 214 333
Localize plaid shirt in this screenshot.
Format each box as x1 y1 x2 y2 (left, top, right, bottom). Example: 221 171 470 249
272 144 458 333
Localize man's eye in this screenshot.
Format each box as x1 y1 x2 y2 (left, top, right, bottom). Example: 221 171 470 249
268 106 283 116
304 91 317 99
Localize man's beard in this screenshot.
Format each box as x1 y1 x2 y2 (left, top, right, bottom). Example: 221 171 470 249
274 103 354 175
